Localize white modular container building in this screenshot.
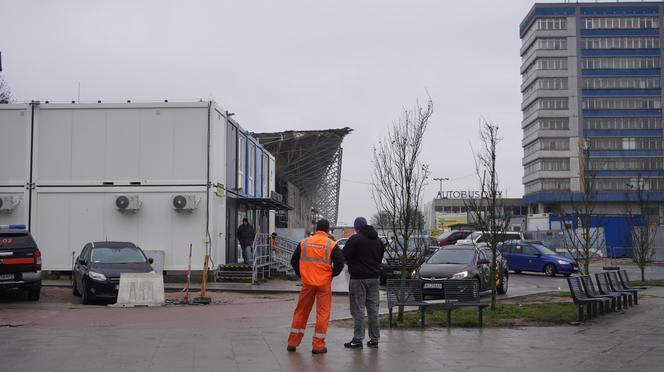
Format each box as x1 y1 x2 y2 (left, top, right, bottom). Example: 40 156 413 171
0 101 279 271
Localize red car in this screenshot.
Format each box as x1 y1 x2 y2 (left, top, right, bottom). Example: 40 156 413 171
436 230 472 247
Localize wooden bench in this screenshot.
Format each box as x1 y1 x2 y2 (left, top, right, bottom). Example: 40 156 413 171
441 279 489 328
567 276 611 322
595 272 633 307
386 279 450 328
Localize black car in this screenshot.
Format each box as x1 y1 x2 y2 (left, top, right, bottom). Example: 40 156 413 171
72 241 154 304
416 245 509 298
0 224 42 301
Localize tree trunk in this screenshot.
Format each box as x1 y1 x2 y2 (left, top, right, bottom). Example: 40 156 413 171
641 266 645 282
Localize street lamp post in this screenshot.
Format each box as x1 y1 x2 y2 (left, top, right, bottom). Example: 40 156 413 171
433 177 449 199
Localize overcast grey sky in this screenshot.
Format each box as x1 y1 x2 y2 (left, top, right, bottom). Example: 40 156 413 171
2 0 562 225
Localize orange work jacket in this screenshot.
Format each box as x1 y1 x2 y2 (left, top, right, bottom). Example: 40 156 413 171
299 231 335 286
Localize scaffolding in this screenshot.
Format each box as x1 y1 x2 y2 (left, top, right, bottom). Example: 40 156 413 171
253 128 352 226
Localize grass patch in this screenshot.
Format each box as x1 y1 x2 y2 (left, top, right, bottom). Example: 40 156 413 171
632 279 664 287
381 302 578 328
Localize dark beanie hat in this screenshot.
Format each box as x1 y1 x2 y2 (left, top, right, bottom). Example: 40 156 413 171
354 217 368 229
316 219 330 232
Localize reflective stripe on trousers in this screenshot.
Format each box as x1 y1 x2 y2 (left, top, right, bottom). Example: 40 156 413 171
287 283 332 350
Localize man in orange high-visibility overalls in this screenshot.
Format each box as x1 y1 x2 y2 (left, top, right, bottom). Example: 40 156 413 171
287 219 345 354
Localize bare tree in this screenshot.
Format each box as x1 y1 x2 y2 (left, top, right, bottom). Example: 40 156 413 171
465 118 509 311
625 176 658 282
0 74 13 103
370 97 432 321
371 208 424 229
561 140 603 276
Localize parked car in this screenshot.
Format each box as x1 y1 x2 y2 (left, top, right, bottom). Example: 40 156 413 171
456 231 524 247
416 245 509 297
336 238 349 249
0 224 42 301
499 240 578 277
380 236 438 285
73 241 154 304
436 230 472 246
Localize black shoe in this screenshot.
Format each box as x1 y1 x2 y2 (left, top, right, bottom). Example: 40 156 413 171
344 340 363 348
287 345 296 352
312 347 327 354
367 340 379 348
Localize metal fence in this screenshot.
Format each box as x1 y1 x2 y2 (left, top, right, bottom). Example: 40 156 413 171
251 233 272 284
272 235 298 276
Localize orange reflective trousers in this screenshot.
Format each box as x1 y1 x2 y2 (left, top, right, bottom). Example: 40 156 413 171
287 283 332 350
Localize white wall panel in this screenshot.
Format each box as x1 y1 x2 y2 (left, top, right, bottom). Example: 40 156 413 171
31 188 207 270
0 106 30 186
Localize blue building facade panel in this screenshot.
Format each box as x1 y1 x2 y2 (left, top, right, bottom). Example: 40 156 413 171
582 68 661 76
588 149 664 157
520 6 576 36
581 88 661 96
580 28 659 37
581 48 660 57
584 129 662 137
580 5 659 15
583 109 662 117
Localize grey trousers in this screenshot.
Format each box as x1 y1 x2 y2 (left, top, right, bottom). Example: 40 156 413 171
349 278 380 342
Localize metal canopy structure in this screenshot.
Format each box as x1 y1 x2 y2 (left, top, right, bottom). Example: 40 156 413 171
253 128 352 226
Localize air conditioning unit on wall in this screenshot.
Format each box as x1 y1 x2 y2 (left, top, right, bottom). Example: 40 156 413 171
0 195 20 213
172 194 200 213
115 194 141 213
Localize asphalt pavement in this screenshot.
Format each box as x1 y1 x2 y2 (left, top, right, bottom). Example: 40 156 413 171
2 262 664 371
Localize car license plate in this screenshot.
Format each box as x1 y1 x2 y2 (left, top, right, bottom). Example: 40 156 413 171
0 273 14 281
423 283 442 289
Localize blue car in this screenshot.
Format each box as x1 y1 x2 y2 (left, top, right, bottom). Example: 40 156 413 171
499 240 577 277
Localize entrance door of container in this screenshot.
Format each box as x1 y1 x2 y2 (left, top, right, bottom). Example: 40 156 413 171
226 197 238 264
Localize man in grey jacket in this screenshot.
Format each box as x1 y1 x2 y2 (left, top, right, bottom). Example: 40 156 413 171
342 217 385 348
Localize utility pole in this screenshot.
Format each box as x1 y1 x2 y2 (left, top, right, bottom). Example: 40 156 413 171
433 177 449 199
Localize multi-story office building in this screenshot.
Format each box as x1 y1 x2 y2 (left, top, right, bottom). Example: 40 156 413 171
520 2 664 223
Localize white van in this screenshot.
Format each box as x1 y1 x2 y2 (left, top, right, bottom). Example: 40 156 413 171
456 231 524 247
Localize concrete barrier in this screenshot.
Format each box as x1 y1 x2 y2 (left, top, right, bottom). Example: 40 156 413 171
110 273 165 307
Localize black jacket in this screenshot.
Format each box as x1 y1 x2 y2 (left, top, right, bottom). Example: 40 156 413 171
342 225 385 279
237 224 255 246
291 235 345 279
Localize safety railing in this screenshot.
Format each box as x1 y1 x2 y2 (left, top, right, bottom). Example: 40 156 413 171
251 233 272 284
272 235 298 276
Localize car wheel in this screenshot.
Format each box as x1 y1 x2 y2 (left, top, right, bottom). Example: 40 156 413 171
497 272 508 294
27 286 41 301
81 282 93 305
544 264 556 277
72 280 80 297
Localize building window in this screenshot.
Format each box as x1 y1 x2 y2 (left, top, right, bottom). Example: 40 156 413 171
523 18 568 44
434 206 443 212
581 57 659 70
525 179 570 194
595 178 664 192
523 78 568 97
582 17 659 30
524 138 569 157
262 153 269 198
582 97 661 110
523 98 569 117
587 137 662 150
238 135 246 192
522 57 568 81
583 77 660 90
524 118 570 137
582 37 659 50
248 142 255 195
524 158 570 175
588 157 664 171
584 117 661 130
